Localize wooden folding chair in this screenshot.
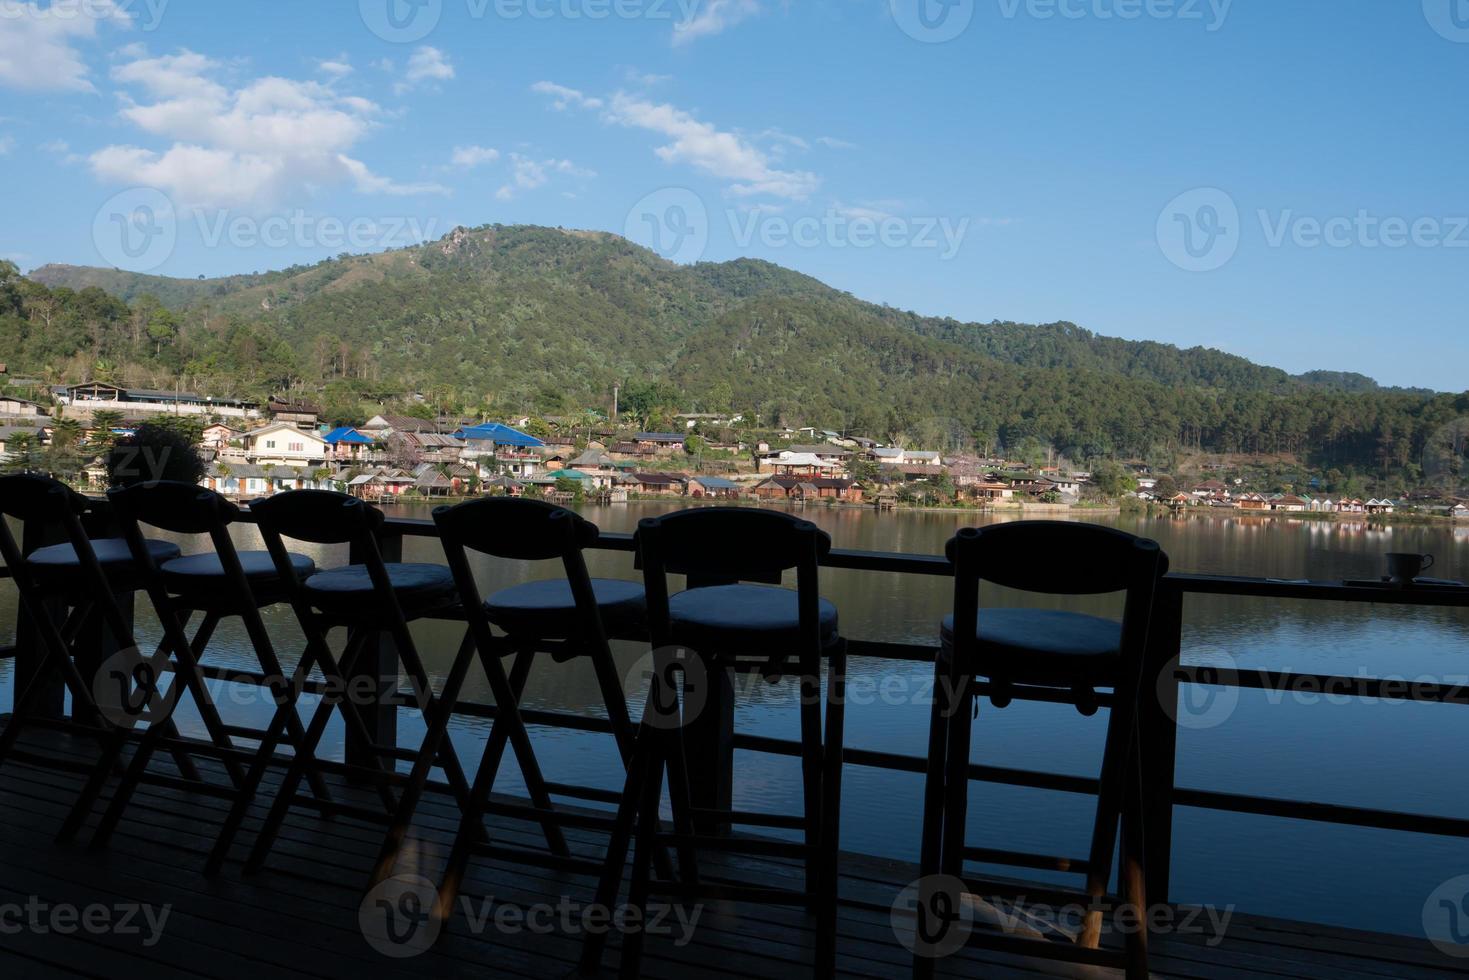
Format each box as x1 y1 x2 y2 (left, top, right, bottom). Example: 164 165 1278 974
204 489 480 876
580 507 847 979
68 481 335 851
0 474 202 826
911 521 1167 980
370 497 648 917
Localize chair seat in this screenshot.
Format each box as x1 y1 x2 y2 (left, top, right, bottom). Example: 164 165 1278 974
485 578 646 640
940 608 1122 685
667 584 840 654
26 537 182 590
302 562 457 616
161 551 316 592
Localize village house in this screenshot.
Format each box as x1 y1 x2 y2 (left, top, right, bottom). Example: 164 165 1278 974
203 462 269 497
1452 503 1468 521
323 426 375 462
57 381 260 420
752 476 864 502
757 443 852 467
0 396 49 418
608 441 657 461
969 479 1015 501
768 452 848 478
0 424 48 459
872 447 944 468
201 422 242 453
685 475 743 498
242 422 328 467
631 472 686 495
634 432 688 454
267 398 321 431
1192 480 1229 498
1271 494 1310 513
361 414 447 438
1365 498 1397 515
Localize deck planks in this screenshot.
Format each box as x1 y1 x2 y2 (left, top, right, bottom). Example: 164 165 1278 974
0 727 1463 980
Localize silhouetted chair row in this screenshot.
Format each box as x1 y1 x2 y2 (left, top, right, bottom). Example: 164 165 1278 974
0 476 1165 980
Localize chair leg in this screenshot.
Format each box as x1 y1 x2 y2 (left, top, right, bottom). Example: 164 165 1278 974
83 677 194 849
816 643 846 980
469 643 569 856
1121 723 1150 980
798 653 824 899
205 640 330 876
385 618 488 838
370 629 477 887
617 739 666 980
938 667 974 883
1079 690 1135 949
913 654 953 980
578 713 656 976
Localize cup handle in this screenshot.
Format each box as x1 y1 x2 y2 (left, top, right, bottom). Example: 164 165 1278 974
1422 554 1435 572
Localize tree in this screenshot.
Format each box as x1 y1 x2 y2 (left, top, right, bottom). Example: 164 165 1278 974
1152 475 1179 499
1090 459 1137 498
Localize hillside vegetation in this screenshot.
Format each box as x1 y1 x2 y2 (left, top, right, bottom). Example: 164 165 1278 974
11 224 1468 488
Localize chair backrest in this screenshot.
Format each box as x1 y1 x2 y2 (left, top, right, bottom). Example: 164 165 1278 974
945 521 1168 596
248 489 382 545
108 481 239 536
0 473 88 524
433 497 597 561
945 521 1168 702
635 507 831 584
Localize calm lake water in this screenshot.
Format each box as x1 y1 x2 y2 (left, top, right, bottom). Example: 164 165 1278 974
3 502 1468 940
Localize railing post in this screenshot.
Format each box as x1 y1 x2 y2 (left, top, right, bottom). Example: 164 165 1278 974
343 530 400 777
1141 579 1184 904
11 517 67 721
684 659 735 835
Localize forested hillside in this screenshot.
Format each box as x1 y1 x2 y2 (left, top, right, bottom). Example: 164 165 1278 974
13 224 1469 485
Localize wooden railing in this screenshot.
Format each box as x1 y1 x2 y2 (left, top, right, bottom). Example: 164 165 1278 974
10 510 1469 905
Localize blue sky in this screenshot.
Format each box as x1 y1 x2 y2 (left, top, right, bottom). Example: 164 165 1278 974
1 0 1466 390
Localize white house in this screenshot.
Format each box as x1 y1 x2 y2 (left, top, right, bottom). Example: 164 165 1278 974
242 422 328 467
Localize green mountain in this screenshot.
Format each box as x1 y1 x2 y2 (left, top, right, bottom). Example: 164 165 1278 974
11 225 1468 481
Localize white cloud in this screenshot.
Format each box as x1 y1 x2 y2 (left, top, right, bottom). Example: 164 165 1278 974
0 0 132 93
0 135 13 155
603 91 819 200
530 81 602 111
395 46 453 94
831 201 895 222
623 69 671 87
817 136 857 150
317 55 353 77
672 0 760 45
39 138 70 154
451 144 500 168
91 48 448 209
531 82 819 200
495 153 594 200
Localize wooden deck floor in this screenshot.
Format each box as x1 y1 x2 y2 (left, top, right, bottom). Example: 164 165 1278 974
0 726 1463 980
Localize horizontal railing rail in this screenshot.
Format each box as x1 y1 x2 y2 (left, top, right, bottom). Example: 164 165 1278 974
8 506 1469 905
